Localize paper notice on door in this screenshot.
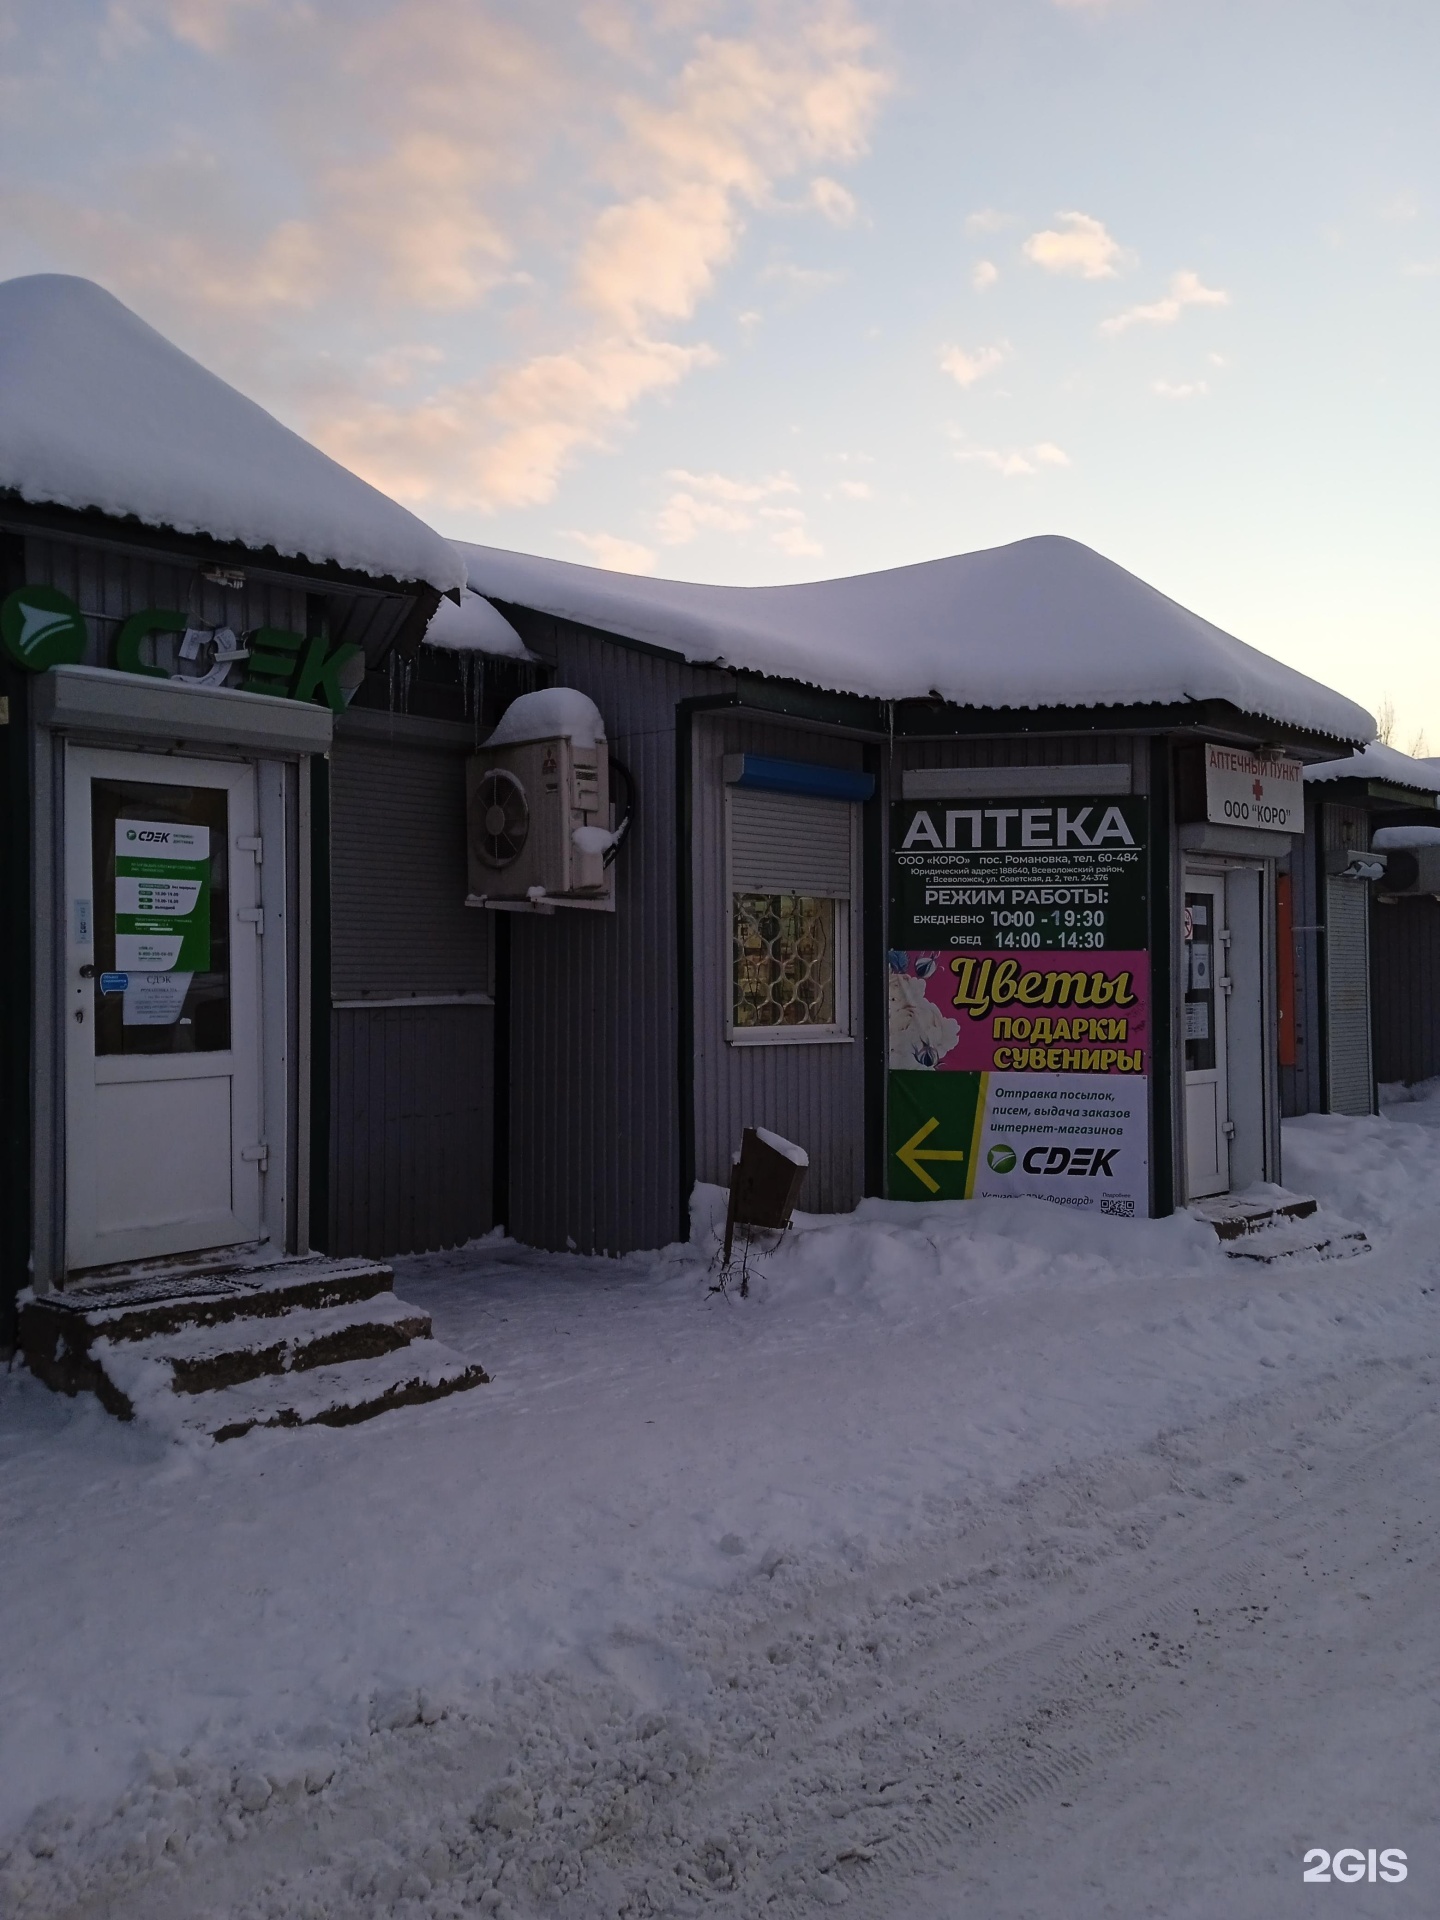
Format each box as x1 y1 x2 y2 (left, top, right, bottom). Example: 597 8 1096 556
114 819 211 971
121 970 193 1026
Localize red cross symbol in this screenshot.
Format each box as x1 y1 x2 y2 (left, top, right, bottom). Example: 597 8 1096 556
1252 777 1265 800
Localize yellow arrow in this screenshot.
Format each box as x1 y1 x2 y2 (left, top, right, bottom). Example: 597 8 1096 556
895 1115 967 1194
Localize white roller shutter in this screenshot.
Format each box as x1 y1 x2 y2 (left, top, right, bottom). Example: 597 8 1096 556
727 788 854 897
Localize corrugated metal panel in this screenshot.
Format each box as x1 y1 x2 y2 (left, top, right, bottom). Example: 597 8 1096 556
506 623 729 1254
728 787 853 895
897 734 1142 785
1321 802 1373 1115
329 735 492 999
1372 896 1440 1085
694 716 868 1215
328 1004 494 1256
24 533 309 669
24 531 415 676
1325 875 1373 1114
1282 797 1326 1117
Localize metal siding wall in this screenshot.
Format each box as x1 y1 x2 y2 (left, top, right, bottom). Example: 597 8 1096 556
693 716 868 1215
328 1005 494 1257
1320 801 1374 1115
1372 897 1440 1085
507 628 727 1254
326 732 497 1256
329 736 492 999
1283 798 1326 1116
24 535 309 666
895 735 1142 785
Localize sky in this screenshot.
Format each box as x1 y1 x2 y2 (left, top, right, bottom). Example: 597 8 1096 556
1 0 1437 744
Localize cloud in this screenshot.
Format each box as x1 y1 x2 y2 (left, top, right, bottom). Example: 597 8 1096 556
1402 259 1440 279
334 0 886 507
16 0 892 516
1153 379 1208 399
836 478 872 499
759 260 845 296
160 0 269 54
1379 192 1420 224
1101 268 1229 334
809 175 860 225
952 437 1070 478
965 207 1012 235
1023 210 1132 279
972 258 999 291
366 343 447 389
321 335 717 512
565 531 659 573
656 467 801 544
939 339 1011 388
768 519 824 557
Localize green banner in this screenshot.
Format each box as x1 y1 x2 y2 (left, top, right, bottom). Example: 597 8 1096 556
887 1070 986 1201
114 820 211 972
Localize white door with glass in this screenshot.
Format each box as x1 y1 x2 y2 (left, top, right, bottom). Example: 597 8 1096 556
1183 872 1230 1199
64 746 265 1271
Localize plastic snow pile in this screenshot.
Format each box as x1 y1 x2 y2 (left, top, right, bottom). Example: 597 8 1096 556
458 534 1372 740
0 275 464 592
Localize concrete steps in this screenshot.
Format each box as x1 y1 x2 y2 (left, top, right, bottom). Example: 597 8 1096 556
19 1254 488 1440
1188 1187 1370 1263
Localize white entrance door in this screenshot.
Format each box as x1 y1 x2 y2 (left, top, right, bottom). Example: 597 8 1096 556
65 747 265 1272
1183 872 1231 1199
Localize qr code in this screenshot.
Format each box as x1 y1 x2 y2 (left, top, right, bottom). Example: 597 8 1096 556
1100 1195 1135 1218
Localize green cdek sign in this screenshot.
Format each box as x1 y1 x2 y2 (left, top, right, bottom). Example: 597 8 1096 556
0 586 88 670
115 820 212 972
0 586 360 713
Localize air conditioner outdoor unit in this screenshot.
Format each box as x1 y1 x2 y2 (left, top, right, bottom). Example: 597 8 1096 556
465 687 615 911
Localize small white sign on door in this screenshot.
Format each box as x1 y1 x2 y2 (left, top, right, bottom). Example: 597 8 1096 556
122 971 193 1026
1204 745 1302 834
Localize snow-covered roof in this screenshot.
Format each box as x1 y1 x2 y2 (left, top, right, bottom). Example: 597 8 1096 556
1305 740 1440 794
458 535 1371 743
423 588 531 658
0 275 465 594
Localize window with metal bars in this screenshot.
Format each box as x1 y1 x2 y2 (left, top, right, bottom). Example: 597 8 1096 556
725 784 856 1043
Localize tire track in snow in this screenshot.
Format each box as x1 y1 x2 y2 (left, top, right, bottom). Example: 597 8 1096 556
17 1356 1438 1920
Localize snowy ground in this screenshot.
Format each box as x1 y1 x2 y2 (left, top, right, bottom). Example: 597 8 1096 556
4 1100 1440 1918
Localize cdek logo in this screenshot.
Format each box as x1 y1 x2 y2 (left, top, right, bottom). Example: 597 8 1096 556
988 1144 1118 1178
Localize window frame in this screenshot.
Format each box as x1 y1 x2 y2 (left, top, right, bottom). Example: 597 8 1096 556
723 785 858 1048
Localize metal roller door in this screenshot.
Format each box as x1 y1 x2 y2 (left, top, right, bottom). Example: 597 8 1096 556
327 733 495 1256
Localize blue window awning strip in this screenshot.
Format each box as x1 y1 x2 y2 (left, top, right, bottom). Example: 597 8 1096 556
724 754 875 802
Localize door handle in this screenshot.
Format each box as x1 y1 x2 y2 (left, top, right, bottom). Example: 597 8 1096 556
78 963 95 979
